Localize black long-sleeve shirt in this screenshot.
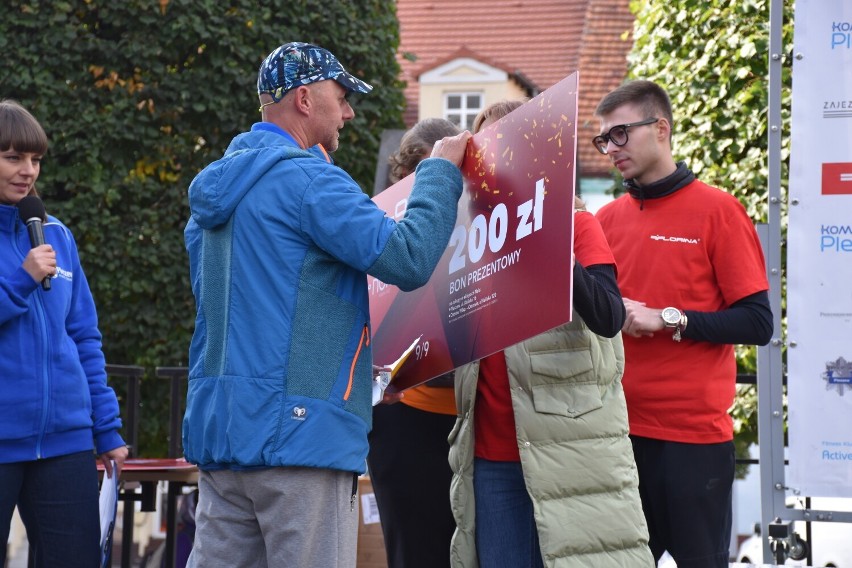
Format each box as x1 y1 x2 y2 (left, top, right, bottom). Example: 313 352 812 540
572 262 625 338
682 290 773 345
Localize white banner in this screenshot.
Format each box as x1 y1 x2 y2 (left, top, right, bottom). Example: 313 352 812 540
787 0 852 497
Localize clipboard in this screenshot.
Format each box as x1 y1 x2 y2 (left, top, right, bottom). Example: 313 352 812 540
372 335 421 405
98 459 119 568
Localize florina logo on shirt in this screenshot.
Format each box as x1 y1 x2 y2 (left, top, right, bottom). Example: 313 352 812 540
650 234 700 244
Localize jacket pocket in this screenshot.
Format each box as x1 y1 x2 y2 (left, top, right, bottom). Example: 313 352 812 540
528 350 602 418
447 413 471 473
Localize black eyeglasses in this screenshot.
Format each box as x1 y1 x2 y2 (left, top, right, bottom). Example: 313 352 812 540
592 118 659 155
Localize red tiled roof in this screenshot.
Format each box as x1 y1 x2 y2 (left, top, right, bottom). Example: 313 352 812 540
577 0 635 176
414 45 541 93
413 46 514 79
396 0 634 177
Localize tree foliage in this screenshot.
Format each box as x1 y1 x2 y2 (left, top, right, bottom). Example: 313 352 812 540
629 0 793 220
627 0 794 472
1 0 404 455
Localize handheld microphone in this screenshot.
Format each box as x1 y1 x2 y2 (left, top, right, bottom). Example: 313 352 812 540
16 195 51 291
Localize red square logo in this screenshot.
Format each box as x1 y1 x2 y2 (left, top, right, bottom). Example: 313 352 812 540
822 162 852 195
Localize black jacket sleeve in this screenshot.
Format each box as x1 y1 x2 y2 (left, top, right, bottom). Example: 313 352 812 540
572 262 625 338
682 290 773 345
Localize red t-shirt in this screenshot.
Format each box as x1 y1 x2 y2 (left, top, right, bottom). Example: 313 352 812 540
596 180 769 443
474 211 616 461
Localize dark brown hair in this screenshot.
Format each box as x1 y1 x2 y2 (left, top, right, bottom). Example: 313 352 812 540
0 100 48 197
0 100 48 154
388 118 461 183
594 79 674 133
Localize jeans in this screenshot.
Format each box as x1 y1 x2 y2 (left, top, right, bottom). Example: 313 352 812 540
0 451 100 568
473 457 544 568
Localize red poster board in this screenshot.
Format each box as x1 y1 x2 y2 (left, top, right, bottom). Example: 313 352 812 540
369 72 579 392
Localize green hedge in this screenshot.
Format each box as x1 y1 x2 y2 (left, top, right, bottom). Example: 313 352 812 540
1 0 404 455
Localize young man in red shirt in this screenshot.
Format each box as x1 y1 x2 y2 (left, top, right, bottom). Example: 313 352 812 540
594 80 773 568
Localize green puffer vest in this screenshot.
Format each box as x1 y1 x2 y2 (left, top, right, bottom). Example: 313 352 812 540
448 318 655 567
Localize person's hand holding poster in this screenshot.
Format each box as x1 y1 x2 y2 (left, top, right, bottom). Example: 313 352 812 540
369 72 580 392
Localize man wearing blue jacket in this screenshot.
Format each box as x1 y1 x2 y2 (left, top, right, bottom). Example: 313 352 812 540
182 42 471 568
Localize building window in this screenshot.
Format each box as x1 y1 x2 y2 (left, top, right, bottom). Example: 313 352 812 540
444 93 483 130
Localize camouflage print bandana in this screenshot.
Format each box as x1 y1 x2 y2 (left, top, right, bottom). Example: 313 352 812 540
257 42 373 102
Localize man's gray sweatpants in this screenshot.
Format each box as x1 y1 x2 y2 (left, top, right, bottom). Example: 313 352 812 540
187 466 359 568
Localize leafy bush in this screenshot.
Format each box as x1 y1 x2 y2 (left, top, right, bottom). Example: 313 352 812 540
1 0 404 455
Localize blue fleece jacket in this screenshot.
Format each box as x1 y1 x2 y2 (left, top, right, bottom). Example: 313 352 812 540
182 123 463 473
0 204 124 463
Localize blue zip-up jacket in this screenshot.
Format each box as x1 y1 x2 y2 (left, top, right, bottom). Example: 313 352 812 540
0 204 124 463
182 123 463 473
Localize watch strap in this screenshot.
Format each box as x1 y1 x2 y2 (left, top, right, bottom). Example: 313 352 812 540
673 313 688 342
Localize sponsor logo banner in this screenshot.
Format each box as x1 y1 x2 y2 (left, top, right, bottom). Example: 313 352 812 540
822 162 852 194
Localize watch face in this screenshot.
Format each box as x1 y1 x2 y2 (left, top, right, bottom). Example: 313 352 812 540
661 307 681 326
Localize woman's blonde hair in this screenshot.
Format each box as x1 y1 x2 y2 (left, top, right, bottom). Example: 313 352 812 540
472 99 524 135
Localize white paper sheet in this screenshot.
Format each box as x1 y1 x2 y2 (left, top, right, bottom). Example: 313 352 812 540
98 460 119 567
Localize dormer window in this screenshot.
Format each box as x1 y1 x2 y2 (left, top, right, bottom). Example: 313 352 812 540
444 93 483 130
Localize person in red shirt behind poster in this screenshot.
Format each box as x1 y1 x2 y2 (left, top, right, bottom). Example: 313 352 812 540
447 100 654 568
594 80 773 568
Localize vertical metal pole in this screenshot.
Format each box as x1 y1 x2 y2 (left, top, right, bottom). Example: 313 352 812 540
169 376 181 459
105 364 145 567
155 366 191 568
121 493 135 568
164 482 182 568
758 0 787 563
165 375 182 567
